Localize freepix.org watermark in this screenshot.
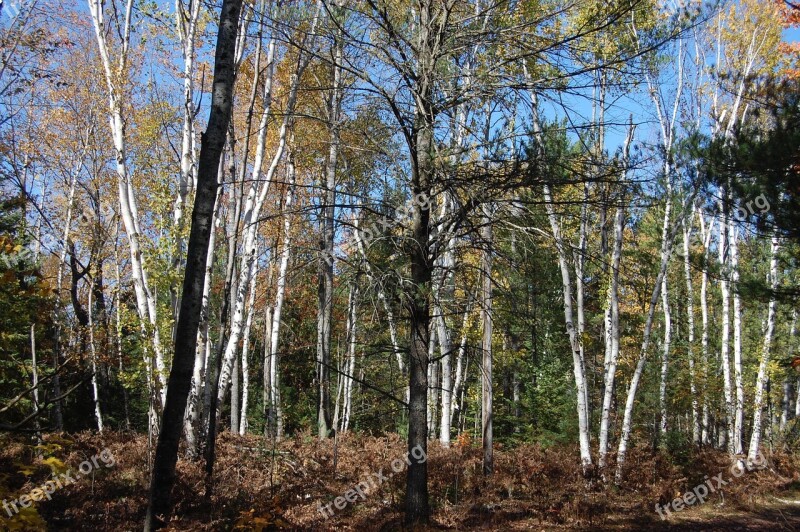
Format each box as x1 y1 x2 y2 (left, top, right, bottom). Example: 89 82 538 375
322 191 432 263
654 453 767 520
2 448 116 518
317 444 428 519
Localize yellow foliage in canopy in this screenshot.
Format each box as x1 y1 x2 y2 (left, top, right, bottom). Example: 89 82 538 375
719 0 783 76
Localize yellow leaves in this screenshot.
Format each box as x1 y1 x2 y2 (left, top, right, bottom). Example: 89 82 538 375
719 0 783 76
232 499 292 530
14 462 36 477
40 456 67 476
2 506 47 531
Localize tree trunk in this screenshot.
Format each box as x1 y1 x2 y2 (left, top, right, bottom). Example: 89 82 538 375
718 199 735 453
730 221 744 454
238 252 258 435
481 206 493 475
265 150 296 440
316 28 342 440
88 0 166 418
450 291 473 427
747 235 780 462
230 357 239 433
30 325 40 436
683 214 701 445
575 184 590 418
788 310 798 426
185 182 221 456
261 245 276 434
659 273 671 437
88 280 103 432
404 102 432 530
598 123 633 469
342 281 358 433
544 184 593 472
699 213 715 445
427 331 438 437
144 0 243 525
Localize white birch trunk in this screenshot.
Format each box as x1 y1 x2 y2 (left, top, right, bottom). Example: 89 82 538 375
342 282 358 433
795 374 800 420
730 221 744 453
781 309 797 430
575 184 590 415
747 235 780 462
598 123 633 469
718 205 735 453
683 215 701 444
30 325 39 435
88 284 103 432
173 0 202 227
481 206 493 474
699 214 715 445
435 194 456 446
266 153 296 440
230 357 239 433
238 251 258 435
450 292 474 425
659 273 671 436
88 0 166 413
543 184 592 471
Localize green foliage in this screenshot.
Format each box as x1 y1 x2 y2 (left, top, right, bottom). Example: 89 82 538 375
0 185 54 423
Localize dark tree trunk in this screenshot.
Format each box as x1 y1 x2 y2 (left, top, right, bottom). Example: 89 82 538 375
405 106 433 527
204 128 239 481
144 0 243 527
68 242 89 327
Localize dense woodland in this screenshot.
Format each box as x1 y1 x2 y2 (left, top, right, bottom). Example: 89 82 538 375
2 0 800 529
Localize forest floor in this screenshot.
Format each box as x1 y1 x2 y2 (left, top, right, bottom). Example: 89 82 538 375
0 430 798 531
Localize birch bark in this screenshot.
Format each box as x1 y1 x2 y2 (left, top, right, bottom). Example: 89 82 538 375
598 123 634 469
87 0 166 416
747 235 780 462
682 213 700 444
216 3 322 403
265 149 297 440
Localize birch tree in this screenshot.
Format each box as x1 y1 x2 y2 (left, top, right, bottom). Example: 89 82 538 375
88 0 167 428
747 234 781 462
598 122 634 469
317 7 343 439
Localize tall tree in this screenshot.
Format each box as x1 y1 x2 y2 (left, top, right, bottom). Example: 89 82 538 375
144 0 244 525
